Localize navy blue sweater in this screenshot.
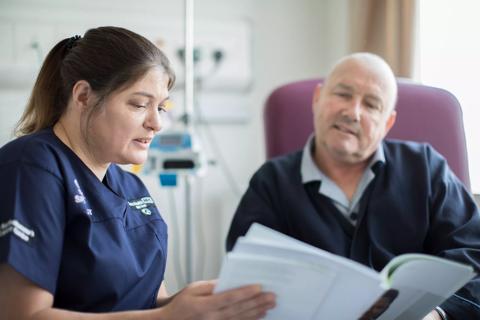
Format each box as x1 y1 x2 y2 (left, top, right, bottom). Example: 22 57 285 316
227 140 480 319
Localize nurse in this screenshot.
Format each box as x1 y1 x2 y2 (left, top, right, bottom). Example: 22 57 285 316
0 26 275 319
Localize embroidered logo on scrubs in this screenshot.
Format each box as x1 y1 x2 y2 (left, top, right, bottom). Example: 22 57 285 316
128 197 155 216
73 179 93 216
0 219 35 242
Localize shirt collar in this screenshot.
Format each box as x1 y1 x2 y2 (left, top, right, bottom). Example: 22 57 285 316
301 134 385 184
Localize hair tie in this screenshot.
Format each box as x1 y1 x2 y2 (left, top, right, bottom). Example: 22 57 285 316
66 35 81 50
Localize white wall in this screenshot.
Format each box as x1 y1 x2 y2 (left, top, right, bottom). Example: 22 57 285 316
0 0 351 293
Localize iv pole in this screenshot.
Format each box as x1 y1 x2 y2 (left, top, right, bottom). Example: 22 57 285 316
183 0 195 284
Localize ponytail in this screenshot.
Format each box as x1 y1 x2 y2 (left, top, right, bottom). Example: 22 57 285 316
15 38 71 136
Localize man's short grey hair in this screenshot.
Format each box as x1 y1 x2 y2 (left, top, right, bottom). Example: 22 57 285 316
325 52 398 113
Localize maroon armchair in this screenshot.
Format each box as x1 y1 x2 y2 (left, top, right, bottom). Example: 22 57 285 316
264 79 471 190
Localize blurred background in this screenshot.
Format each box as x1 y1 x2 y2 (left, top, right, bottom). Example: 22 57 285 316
1 0 479 293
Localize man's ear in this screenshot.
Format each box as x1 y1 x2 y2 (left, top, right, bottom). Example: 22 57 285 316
312 83 323 112
71 80 93 110
384 110 397 135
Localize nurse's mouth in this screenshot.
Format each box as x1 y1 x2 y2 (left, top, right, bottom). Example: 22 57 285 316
134 138 152 145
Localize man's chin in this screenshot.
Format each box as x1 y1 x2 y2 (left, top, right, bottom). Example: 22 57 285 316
330 147 364 164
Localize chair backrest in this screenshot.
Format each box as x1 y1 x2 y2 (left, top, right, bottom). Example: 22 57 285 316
264 78 471 190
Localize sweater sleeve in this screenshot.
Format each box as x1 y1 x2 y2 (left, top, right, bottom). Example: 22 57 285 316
424 146 480 319
226 163 288 251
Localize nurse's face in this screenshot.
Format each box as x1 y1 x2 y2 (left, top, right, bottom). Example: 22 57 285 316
86 67 170 165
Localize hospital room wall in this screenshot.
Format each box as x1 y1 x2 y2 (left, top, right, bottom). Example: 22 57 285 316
0 0 350 292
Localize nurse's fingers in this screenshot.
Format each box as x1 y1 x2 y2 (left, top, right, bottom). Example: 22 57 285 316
206 284 265 310
216 291 276 319
186 280 266 310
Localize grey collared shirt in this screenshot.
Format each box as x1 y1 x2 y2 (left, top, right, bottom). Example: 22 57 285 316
301 135 385 225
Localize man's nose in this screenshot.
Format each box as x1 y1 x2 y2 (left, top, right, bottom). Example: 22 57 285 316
343 98 361 122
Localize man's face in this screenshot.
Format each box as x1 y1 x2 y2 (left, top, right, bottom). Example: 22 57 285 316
313 59 396 165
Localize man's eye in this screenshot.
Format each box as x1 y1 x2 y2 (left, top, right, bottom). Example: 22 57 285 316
335 92 351 99
158 106 167 113
365 102 380 110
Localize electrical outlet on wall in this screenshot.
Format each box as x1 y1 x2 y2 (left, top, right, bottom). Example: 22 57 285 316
138 20 253 122
191 24 252 91
146 20 252 92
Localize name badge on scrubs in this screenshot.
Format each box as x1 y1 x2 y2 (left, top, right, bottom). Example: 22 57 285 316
128 197 155 216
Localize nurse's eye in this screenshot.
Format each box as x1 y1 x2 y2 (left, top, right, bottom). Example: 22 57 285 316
129 102 147 109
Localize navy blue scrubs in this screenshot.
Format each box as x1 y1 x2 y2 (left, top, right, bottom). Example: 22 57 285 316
0 128 168 312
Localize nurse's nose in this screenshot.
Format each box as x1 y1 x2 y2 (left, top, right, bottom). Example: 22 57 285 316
144 108 162 133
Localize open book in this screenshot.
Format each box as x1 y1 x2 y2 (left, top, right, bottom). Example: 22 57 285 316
215 223 476 320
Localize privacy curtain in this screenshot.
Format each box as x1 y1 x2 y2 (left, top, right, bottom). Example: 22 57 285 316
349 0 417 78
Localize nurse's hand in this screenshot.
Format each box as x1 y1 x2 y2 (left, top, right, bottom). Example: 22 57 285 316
159 280 276 320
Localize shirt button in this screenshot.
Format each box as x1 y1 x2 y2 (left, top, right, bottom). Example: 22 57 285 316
350 212 358 221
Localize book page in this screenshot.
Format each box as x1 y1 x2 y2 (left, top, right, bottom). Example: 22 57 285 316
243 223 379 279
377 254 476 320
235 240 385 319
215 253 336 319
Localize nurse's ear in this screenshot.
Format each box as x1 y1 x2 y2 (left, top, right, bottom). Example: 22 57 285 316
70 80 94 111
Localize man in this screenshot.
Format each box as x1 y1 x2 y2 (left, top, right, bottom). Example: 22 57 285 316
226 53 480 320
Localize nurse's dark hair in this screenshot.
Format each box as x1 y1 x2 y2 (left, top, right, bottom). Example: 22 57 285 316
15 26 175 136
